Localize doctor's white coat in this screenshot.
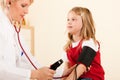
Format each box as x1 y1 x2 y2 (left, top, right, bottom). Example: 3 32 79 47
0 8 41 80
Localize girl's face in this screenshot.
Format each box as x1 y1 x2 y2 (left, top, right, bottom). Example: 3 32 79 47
67 11 83 35
9 0 31 22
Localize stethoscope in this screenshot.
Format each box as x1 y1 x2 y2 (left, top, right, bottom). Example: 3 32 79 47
14 24 70 79
14 24 37 69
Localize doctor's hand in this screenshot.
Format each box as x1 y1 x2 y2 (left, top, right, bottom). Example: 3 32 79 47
30 67 55 80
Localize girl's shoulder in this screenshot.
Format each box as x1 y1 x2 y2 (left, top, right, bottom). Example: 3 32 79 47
82 38 99 52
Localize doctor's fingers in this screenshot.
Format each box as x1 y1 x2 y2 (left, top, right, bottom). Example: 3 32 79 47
38 67 55 79
37 71 54 80
38 67 55 74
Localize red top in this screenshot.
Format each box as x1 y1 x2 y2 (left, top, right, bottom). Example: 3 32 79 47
66 40 105 80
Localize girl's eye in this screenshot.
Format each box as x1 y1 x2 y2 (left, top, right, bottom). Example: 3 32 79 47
67 18 76 21
21 4 27 8
72 19 76 21
67 19 69 21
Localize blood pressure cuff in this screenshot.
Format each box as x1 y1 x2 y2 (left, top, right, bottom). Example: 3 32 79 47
77 46 96 67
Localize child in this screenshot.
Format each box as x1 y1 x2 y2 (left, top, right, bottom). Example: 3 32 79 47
62 7 105 80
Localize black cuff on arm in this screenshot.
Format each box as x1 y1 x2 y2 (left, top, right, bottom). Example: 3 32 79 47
77 46 96 67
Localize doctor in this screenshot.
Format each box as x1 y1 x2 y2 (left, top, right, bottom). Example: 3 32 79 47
0 0 55 80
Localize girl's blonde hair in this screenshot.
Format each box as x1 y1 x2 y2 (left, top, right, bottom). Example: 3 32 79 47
0 0 33 9
64 7 96 51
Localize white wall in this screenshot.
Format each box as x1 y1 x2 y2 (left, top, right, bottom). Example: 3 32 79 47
26 0 120 80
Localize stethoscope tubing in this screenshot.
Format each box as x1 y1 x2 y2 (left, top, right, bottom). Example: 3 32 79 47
14 25 37 69
14 25 69 79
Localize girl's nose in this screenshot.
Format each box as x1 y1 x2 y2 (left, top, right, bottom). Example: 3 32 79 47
24 8 28 14
67 20 71 25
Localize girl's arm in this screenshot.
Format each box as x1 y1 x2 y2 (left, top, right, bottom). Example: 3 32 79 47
61 62 78 80
64 64 86 80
